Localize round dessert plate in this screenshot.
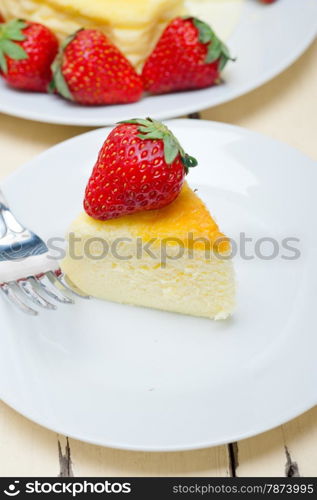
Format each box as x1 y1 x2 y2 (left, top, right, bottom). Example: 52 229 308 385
1 119 317 451
0 0 316 126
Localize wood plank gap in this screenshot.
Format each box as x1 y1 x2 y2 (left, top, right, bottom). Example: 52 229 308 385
188 112 201 120
58 437 74 477
284 446 300 477
227 442 239 477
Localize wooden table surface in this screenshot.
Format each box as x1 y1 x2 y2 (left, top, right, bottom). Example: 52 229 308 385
0 39 316 478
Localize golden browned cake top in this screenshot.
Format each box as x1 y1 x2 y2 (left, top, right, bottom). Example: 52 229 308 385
78 183 230 253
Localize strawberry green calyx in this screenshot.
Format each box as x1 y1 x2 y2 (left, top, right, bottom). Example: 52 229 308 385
121 118 198 174
49 30 82 99
185 16 234 70
0 19 28 73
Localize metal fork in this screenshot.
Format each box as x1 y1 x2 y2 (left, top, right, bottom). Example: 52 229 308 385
0 188 88 315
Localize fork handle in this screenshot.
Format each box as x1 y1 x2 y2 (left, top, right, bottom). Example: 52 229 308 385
0 188 25 236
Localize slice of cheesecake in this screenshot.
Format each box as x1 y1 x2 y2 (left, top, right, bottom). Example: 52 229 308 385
62 183 235 319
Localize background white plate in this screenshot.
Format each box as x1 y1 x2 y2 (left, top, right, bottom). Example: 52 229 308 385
0 120 316 451
0 0 316 126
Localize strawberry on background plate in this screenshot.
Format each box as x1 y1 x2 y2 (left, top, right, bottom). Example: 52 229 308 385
0 14 5 23
84 118 197 221
0 19 58 92
142 17 234 95
50 29 143 105
260 0 277 3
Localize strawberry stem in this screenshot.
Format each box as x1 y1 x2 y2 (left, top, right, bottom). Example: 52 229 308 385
184 16 235 70
120 118 198 173
0 19 28 73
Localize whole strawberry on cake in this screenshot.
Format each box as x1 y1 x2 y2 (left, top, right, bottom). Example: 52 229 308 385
62 118 235 320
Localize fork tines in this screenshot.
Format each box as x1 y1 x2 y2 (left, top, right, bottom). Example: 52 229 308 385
0 270 89 316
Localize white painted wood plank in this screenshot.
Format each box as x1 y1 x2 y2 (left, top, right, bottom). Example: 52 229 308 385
0 114 92 180
235 428 288 477
69 439 231 477
235 407 317 477
282 406 317 477
0 401 60 476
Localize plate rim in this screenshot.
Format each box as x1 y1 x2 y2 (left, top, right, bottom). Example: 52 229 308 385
1 119 317 451
1 394 316 452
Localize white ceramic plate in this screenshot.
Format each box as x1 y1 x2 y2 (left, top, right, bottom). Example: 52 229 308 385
1 119 317 451
0 0 316 126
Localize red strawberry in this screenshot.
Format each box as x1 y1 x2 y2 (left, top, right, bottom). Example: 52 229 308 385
0 19 58 92
50 29 143 105
142 17 234 95
260 0 277 3
84 118 197 220
0 14 5 23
